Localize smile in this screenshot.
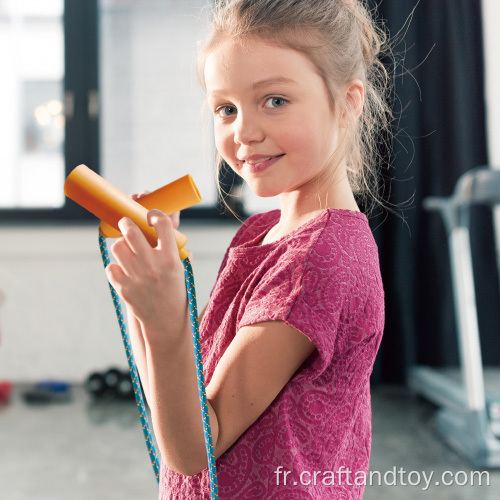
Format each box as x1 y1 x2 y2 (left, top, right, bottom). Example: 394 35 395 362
246 156 276 165
242 154 285 173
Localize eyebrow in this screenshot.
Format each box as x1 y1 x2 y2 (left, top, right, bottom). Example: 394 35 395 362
208 76 298 98
252 76 299 89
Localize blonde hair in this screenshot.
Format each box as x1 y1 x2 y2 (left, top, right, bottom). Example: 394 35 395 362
197 0 394 215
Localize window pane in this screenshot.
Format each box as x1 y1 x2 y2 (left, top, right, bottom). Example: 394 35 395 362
99 0 216 206
0 0 65 208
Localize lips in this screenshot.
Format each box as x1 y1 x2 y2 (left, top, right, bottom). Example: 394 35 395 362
246 155 279 164
241 154 285 173
239 154 284 164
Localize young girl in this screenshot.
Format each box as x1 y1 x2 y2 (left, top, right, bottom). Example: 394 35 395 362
106 0 390 498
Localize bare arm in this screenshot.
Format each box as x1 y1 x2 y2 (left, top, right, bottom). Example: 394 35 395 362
106 211 316 477
146 319 315 476
126 309 150 403
127 301 206 406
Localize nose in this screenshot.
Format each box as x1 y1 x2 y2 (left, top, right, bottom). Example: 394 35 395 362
233 111 264 146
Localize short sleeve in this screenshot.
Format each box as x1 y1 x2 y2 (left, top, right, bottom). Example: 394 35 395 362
238 236 348 379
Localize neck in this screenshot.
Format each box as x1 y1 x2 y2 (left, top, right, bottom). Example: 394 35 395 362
270 166 360 240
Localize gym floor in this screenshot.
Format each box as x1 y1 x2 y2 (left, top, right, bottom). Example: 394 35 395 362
0 384 499 500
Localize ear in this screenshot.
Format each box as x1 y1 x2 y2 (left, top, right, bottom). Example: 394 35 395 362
340 79 364 128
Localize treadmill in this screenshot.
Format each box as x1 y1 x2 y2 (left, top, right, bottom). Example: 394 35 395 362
408 167 500 468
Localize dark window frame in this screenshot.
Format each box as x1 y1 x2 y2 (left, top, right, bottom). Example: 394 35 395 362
0 0 239 225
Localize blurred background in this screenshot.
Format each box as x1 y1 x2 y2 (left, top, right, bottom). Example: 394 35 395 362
0 0 499 498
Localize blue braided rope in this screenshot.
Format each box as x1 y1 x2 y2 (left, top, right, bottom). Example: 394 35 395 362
99 234 218 499
99 234 160 481
183 258 218 498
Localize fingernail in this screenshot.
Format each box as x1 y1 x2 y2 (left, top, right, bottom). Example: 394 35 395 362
118 217 128 231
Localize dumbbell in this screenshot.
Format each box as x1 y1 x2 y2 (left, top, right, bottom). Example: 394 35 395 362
85 368 135 400
104 368 134 400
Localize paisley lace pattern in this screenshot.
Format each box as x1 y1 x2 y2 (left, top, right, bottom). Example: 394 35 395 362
160 209 385 499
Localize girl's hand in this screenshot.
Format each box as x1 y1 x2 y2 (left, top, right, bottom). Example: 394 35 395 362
131 190 180 229
105 210 188 344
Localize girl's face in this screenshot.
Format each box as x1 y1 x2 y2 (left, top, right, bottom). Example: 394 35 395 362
204 36 343 198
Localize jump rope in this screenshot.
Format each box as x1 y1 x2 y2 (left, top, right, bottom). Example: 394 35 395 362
65 165 218 499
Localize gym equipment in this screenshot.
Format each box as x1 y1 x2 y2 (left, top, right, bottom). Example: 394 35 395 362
103 367 122 393
86 371 108 398
0 381 12 404
64 164 201 259
409 167 500 468
85 368 135 400
115 372 134 400
65 166 219 498
22 380 72 404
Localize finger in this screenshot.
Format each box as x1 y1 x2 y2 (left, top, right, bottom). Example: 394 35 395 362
147 209 178 255
111 237 139 277
137 190 151 200
118 217 152 256
170 211 180 229
130 190 150 201
105 262 126 289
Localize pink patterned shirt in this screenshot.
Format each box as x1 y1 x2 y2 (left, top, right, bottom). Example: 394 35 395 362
160 208 385 499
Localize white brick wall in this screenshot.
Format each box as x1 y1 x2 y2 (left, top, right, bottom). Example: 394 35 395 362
0 221 238 382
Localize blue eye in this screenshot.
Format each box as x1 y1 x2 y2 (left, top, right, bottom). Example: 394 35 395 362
265 97 287 108
216 105 237 117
